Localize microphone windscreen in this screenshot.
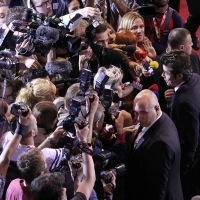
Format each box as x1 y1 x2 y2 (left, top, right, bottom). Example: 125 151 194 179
134 50 147 61
148 84 159 91
36 25 59 44
150 61 159 69
45 60 72 75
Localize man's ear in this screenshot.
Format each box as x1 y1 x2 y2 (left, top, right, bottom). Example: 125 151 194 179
176 73 183 80
179 45 184 50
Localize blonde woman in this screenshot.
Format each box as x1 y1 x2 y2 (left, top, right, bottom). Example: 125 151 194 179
16 78 56 109
118 12 156 59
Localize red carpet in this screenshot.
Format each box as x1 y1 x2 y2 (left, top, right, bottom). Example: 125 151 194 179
180 0 200 56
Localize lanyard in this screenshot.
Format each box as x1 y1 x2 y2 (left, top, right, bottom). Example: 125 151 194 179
153 10 168 42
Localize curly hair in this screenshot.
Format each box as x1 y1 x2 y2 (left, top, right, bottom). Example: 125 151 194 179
118 12 144 32
160 50 193 81
15 78 56 109
17 148 46 185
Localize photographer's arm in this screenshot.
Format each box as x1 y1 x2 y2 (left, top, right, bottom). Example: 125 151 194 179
37 126 65 150
0 108 32 177
74 124 95 200
86 94 99 143
60 7 100 26
111 0 131 17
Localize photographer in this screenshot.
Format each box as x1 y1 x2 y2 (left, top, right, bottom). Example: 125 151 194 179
31 124 96 200
0 107 36 199
84 23 140 83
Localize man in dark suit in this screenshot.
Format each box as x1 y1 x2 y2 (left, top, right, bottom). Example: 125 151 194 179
161 50 200 200
126 89 183 200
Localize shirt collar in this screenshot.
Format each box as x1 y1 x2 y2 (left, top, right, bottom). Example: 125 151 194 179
174 81 185 92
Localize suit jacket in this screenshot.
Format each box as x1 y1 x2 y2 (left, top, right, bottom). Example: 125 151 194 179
126 112 183 200
170 73 200 199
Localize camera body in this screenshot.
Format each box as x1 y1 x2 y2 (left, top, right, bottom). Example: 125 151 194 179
70 154 82 169
100 163 126 184
10 103 29 117
136 0 156 18
63 96 87 135
0 50 19 70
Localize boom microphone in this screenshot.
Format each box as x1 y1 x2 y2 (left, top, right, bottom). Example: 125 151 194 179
36 25 59 44
45 60 72 75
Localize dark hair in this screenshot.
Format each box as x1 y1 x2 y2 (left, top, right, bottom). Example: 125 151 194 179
160 50 193 81
56 0 84 17
32 101 58 133
17 148 46 185
6 6 26 26
168 28 191 49
86 23 107 42
31 172 65 200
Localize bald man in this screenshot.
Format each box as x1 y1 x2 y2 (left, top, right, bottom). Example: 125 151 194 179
125 90 183 200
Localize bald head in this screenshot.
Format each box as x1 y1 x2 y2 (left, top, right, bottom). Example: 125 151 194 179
134 90 161 127
167 28 192 54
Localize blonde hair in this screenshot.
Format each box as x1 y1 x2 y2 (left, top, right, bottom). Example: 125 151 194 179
94 66 123 89
118 12 144 32
16 78 56 109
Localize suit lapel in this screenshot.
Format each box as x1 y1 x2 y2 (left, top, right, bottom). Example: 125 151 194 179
131 114 166 153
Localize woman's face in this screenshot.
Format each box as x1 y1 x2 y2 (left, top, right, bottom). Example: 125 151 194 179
68 0 81 13
107 28 116 44
113 77 123 98
130 18 145 42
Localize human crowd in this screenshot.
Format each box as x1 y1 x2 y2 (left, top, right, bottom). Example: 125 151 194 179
0 0 200 200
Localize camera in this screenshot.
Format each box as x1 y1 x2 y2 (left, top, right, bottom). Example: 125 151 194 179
94 72 109 96
70 154 82 169
10 103 29 117
136 0 156 18
62 96 87 135
103 88 113 111
0 50 19 70
100 163 126 184
94 150 112 171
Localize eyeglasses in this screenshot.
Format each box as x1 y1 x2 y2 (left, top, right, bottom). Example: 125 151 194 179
35 0 51 8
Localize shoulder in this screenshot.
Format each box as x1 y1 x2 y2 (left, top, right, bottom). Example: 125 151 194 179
41 148 65 171
171 8 183 26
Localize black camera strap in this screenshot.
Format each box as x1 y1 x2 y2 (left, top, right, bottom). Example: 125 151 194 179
76 141 93 156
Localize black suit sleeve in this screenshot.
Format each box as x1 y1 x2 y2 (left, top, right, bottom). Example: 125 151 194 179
145 141 175 200
176 102 199 173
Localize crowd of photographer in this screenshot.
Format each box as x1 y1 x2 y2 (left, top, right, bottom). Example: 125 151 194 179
0 0 200 200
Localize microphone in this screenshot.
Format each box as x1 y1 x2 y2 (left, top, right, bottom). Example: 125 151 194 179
148 84 159 98
134 50 147 61
36 25 59 44
45 60 72 75
143 60 159 74
120 45 137 55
